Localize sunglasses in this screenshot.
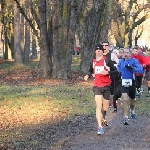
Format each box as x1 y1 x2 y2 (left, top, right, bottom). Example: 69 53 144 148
102 45 108 46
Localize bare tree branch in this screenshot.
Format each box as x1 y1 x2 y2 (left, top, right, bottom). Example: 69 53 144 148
13 0 40 39
131 13 150 31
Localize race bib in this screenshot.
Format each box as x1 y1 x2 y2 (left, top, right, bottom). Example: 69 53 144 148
95 66 104 74
122 79 132 87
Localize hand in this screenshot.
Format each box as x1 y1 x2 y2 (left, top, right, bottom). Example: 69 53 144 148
143 64 146 68
101 70 108 75
92 74 95 78
84 75 89 81
125 65 133 71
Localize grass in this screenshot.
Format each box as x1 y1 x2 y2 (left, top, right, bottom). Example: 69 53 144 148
71 55 81 71
136 98 150 116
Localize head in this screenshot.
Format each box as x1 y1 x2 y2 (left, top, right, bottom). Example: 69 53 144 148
146 48 150 55
118 48 123 58
138 47 142 52
102 41 109 53
122 48 131 60
132 46 139 56
95 44 104 57
113 49 119 55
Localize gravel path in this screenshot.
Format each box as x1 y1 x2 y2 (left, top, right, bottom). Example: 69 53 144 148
60 107 150 150
58 84 150 150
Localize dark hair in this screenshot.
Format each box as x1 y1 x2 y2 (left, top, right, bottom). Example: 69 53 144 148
102 41 109 45
95 44 104 51
133 46 138 50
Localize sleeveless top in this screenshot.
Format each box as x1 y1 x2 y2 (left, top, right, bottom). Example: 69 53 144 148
93 57 112 87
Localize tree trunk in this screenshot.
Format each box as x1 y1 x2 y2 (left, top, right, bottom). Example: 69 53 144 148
31 34 38 59
20 13 24 61
52 0 78 79
23 0 31 65
38 0 52 78
14 1 22 64
4 27 12 59
80 0 112 73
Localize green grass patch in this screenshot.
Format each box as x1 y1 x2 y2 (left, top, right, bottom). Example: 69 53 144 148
0 84 95 115
0 61 38 70
71 55 81 71
136 99 150 116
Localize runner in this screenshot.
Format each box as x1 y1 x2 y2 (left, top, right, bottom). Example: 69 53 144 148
145 65 150 97
102 41 119 110
112 48 123 113
145 48 150 97
117 48 144 125
131 46 145 97
84 44 118 134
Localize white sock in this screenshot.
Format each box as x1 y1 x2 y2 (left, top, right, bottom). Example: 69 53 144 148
130 109 135 114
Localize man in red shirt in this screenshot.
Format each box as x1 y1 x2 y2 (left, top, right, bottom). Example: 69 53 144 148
84 44 118 135
131 46 145 96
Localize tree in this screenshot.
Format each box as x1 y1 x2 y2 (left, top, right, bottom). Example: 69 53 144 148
79 0 114 73
23 0 31 65
14 0 22 64
52 0 78 79
111 0 150 47
37 0 52 78
1 0 14 59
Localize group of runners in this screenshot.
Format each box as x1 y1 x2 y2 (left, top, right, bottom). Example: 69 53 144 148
84 42 150 135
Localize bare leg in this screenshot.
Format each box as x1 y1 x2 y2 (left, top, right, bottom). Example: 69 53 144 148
95 95 103 127
130 99 136 111
122 93 129 116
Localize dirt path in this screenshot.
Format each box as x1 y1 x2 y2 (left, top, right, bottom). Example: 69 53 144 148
59 107 150 150
57 83 150 150
19 88 150 150
1 98 150 150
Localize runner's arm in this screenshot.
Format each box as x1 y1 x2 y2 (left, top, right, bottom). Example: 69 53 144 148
87 62 94 78
133 59 144 74
111 53 119 64
107 59 118 75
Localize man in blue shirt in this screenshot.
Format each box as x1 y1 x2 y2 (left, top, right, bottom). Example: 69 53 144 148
117 48 144 125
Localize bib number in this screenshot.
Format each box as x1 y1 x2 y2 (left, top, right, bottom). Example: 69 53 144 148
95 66 104 74
122 79 132 87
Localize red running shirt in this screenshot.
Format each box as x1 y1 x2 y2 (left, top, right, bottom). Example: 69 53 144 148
93 57 112 87
131 54 145 76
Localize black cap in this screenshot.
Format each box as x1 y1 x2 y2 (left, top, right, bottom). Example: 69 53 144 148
95 44 104 52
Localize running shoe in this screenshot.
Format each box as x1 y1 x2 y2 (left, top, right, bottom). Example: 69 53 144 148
136 92 141 98
146 93 150 97
130 111 136 119
97 127 104 135
131 113 136 119
112 108 117 113
124 117 129 125
118 98 122 105
102 119 108 126
140 87 144 93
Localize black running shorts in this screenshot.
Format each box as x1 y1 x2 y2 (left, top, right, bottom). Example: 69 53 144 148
93 85 111 100
121 81 136 99
146 71 150 81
